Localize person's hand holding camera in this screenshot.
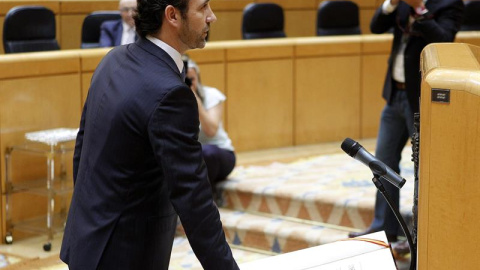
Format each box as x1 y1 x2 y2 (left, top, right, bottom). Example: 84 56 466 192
389 0 430 20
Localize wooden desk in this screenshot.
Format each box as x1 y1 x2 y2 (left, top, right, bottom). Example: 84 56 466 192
418 43 480 269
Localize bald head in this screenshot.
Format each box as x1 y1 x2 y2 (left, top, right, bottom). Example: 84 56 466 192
119 0 137 28
119 0 136 6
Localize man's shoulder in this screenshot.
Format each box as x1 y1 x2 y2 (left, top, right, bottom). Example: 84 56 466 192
100 40 182 86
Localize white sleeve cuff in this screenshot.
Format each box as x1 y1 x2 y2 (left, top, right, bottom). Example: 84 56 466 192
382 0 398 14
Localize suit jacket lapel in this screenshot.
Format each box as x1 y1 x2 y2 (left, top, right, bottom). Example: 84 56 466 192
115 21 123 46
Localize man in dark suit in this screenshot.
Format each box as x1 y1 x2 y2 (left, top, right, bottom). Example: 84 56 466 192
348 0 463 247
60 0 239 269
99 0 137 47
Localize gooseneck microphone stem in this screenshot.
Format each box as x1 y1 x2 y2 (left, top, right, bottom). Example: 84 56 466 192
372 175 416 270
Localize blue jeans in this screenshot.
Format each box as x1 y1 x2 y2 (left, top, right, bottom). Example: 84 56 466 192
370 90 414 236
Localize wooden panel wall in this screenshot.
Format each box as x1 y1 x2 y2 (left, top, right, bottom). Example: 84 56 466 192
295 36 362 144
227 43 294 150
0 51 82 240
360 35 391 138
209 0 250 41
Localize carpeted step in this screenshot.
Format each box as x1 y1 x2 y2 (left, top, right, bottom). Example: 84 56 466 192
218 148 415 232
169 236 270 270
220 208 350 254
176 207 351 255
0 236 269 270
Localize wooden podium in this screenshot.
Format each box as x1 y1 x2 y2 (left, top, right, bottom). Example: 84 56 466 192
418 43 480 269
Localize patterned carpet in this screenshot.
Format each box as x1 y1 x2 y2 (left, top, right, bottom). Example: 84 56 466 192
0 146 414 269
220 146 414 232
0 238 269 270
0 253 27 268
169 237 270 270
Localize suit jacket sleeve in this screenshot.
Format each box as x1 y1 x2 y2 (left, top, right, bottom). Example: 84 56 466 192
148 85 239 270
412 0 464 43
73 102 86 185
99 22 115 47
370 6 396 34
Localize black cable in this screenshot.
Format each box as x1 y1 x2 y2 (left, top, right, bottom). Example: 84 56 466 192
372 175 416 270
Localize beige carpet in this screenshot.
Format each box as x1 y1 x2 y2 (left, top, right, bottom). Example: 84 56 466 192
0 144 414 269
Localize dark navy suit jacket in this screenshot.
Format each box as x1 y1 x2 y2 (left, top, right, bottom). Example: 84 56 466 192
371 0 464 113
60 38 239 270
99 19 123 47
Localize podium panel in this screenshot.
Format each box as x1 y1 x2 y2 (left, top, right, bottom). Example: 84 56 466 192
419 43 480 269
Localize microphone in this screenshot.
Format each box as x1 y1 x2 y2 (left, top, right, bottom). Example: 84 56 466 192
341 138 406 189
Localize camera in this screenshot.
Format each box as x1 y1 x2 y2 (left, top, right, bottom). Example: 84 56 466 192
182 59 192 87
185 77 192 87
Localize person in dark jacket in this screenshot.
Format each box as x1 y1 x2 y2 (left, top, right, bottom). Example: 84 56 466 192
60 0 239 269
348 0 464 247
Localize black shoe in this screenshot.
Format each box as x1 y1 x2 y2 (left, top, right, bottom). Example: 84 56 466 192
348 229 398 242
392 239 410 255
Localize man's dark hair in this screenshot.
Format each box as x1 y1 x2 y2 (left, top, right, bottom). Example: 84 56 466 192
134 0 189 38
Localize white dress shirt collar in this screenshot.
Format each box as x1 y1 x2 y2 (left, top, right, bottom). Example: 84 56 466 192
146 35 184 73
121 21 136 45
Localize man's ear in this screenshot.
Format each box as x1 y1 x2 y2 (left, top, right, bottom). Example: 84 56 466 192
164 5 180 27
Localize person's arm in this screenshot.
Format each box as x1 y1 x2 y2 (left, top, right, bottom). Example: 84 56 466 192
371 0 398 34
99 22 115 47
194 92 223 138
410 0 464 43
148 85 239 270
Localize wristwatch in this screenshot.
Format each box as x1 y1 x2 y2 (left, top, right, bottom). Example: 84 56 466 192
414 6 433 21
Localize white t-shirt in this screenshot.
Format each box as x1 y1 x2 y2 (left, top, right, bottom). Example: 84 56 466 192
197 86 234 151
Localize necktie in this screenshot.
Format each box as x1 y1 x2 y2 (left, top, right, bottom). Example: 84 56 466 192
181 66 186 82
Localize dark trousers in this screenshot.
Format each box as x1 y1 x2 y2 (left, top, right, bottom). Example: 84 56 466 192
202 144 236 188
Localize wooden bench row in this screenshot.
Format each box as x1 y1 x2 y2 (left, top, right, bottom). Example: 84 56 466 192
0 0 387 53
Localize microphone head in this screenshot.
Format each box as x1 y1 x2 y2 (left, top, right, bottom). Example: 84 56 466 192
341 138 361 157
